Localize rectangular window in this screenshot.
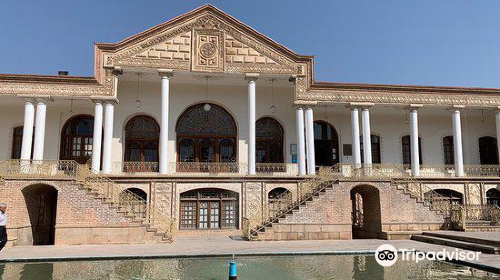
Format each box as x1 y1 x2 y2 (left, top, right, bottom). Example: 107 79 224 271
180 201 196 229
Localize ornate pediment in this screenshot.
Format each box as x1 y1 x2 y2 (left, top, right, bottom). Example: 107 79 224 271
99 6 310 75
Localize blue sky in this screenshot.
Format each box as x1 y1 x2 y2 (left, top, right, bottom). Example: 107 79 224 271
1 0 499 88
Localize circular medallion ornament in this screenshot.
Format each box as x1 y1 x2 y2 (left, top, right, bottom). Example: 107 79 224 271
199 42 217 59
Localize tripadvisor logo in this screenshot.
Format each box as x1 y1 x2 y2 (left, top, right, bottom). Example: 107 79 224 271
375 244 481 267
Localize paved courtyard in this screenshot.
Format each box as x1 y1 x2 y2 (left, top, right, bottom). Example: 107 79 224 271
0 236 499 273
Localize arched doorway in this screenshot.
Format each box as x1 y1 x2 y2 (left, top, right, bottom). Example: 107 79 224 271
256 117 284 171
486 188 500 207
176 103 237 172
267 187 292 218
313 121 339 167
60 115 94 164
179 188 238 230
350 185 381 239
124 115 160 172
22 184 58 245
479 136 499 164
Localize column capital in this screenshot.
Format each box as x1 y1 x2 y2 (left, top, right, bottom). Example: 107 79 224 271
406 104 423 110
112 66 123 76
90 97 119 104
244 73 259 82
448 105 465 112
348 102 374 110
294 100 317 108
158 69 174 78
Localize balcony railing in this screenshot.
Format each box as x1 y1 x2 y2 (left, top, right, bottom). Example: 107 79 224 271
0 160 77 179
337 163 500 179
113 161 159 174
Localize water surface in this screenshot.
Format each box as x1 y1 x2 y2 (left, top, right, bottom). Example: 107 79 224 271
0 255 498 280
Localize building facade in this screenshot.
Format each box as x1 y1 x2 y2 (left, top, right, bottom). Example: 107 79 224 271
1 5 499 246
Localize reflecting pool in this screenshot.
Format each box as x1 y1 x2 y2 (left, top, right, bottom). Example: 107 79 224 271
0 255 498 280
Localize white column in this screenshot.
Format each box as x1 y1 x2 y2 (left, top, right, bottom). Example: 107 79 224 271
296 107 306 175
496 112 500 163
409 108 420 177
102 101 114 174
91 101 103 173
361 108 372 165
452 108 464 177
32 100 47 161
20 100 35 161
351 107 361 168
246 74 259 175
159 69 173 175
305 107 316 175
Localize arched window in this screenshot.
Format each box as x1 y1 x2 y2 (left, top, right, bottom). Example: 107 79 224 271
443 136 454 165
314 121 339 167
256 117 284 164
425 189 463 205
479 136 499 165
11 126 34 159
360 135 381 164
124 115 160 171
402 135 422 166
179 188 238 230
60 115 94 164
176 103 237 168
486 188 500 207
268 187 292 217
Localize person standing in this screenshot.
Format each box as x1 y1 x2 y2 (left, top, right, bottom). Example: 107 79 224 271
0 203 7 251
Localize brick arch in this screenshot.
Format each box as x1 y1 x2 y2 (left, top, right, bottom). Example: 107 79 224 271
350 184 382 239
21 183 58 245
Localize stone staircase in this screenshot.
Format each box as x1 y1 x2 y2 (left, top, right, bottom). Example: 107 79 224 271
78 183 172 243
411 231 500 254
251 184 336 241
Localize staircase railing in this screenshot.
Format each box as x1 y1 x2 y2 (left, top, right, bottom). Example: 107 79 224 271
338 163 459 228
0 159 174 241
243 167 338 239
465 204 500 226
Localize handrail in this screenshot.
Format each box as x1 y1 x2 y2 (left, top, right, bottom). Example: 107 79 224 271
0 159 173 241
243 167 337 239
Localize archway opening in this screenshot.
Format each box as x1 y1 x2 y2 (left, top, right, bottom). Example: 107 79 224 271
22 184 58 245
60 115 94 164
124 115 160 172
350 185 381 239
313 121 339 167
256 117 284 172
425 189 463 205
176 103 237 172
179 188 238 230
267 187 292 218
486 188 500 207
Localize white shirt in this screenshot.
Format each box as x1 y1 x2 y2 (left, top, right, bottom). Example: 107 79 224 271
0 211 6 226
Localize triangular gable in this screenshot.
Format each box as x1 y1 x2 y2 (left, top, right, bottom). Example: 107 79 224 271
97 5 312 75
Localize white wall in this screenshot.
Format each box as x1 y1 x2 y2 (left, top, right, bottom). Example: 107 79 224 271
0 86 496 167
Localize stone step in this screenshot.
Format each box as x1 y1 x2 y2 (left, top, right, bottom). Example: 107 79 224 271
465 220 492 226
422 231 500 247
465 226 500 232
411 234 500 254
381 231 421 240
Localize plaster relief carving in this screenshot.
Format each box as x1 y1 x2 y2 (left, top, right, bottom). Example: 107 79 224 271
192 29 224 72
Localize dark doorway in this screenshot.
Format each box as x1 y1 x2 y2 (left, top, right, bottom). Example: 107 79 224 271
22 185 58 245
350 185 382 239
479 136 499 165
313 121 339 167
